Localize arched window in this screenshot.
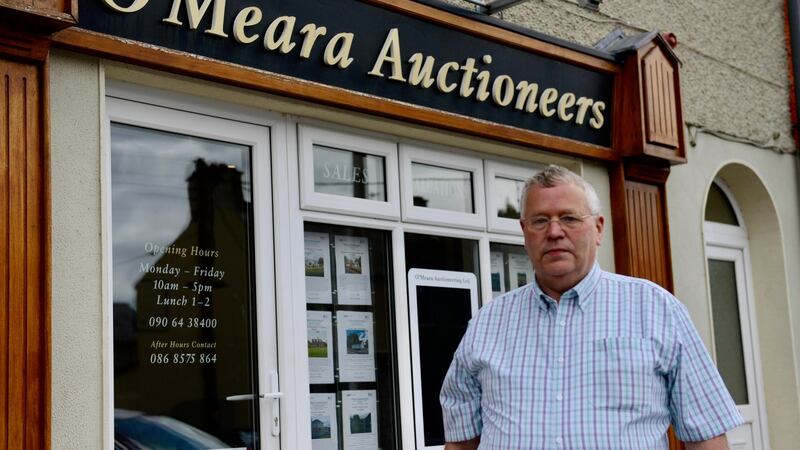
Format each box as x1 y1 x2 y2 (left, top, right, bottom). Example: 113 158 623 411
704 178 769 450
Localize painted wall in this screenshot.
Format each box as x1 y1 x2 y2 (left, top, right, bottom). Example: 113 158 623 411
668 131 800 449
50 50 105 448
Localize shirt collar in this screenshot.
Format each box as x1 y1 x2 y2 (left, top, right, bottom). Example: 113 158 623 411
531 263 602 311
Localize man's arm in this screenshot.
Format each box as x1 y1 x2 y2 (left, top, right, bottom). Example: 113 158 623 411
444 436 480 450
684 433 730 450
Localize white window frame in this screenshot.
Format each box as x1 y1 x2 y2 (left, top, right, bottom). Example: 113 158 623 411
400 143 486 230
703 179 770 450
103 81 290 450
298 123 400 220
484 160 544 234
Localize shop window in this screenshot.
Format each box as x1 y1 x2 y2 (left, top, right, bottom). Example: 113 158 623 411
484 161 544 234
404 233 480 448
299 124 400 220
400 144 486 230
108 97 276 448
303 222 401 450
489 242 532 298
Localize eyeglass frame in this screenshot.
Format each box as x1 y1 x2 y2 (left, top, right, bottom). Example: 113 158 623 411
520 213 597 232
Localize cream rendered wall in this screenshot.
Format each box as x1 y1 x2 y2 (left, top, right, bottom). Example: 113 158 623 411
668 131 800 449
50 50 105 448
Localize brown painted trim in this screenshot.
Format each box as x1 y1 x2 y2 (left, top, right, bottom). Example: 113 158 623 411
0 29 51 63
365 0 619 74
53 28 620 162
1 54 50 450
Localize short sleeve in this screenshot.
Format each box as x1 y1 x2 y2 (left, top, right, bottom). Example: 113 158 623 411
439 321 482 442
666 300 744 441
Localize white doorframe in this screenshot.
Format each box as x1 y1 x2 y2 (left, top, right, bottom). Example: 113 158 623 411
104 82 285 449
704 181 770 450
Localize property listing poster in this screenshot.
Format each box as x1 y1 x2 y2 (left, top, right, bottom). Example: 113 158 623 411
341 390 379 450
305 232 333 304
508 253 535 289
334 235 372 305
336 311 376 382
307 311 334 384
310 393 339 450
490 251 506 298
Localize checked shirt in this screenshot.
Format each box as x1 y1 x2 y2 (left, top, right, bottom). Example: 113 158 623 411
440 264 743 450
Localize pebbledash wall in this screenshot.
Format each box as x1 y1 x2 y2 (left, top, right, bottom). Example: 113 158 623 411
446 0 800 448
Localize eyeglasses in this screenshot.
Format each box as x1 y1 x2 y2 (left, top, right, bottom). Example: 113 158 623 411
521 214 595 231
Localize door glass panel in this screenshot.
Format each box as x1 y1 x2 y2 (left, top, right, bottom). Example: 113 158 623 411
111 123 261 448
411 163 474 213
404 233 480 446
303 223 401 450
313 145 387 201
708 258 749 404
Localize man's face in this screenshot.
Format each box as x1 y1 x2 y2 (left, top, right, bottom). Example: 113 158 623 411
520 183 604 298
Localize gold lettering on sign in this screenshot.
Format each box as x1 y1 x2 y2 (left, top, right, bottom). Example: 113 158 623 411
436 62 459 93
232 7 262 44
299 24 328 59
163 0 228 38
264 16 297 53
101 3 609 133
323 33 355 69
368 28 406 81
408 53 436 88
102 0 149 13
557 92 576 121
514 81 539 113
574 97 594 125
590 101 606 129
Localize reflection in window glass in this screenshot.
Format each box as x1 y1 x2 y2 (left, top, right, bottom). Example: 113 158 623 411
111 123 260 448
411 163 474 213
313 145 386 201
495 176 525 219
708 258 749 404
489 243 532 298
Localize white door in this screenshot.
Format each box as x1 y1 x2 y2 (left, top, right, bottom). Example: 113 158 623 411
107 94 281 449
705 239 768 450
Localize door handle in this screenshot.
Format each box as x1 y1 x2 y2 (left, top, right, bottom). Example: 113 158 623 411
224 369 281 437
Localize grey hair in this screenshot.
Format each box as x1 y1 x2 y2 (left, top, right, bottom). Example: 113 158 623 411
519 165 602 217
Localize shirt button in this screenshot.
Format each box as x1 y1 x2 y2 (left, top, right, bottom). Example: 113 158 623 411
557 357 565 363
555 437 563 445
556 394 563 401
559 320 566 326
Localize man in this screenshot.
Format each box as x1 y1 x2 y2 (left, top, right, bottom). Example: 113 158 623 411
440 165 742 450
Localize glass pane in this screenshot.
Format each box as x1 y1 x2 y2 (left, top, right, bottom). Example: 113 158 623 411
111 123 260 447
495 176 525 219
404 233 479 446
490 243 533 298
304 223 400 450
708 258 749 404
411 163 474 213
313 144 386 201
705 182 739 225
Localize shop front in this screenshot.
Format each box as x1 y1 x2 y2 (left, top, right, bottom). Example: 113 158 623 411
1 0 688 448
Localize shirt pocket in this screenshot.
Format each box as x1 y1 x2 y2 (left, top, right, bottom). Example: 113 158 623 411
591 337 660 411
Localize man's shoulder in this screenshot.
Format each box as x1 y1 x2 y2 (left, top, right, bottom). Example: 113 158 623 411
474 284 535 319
597 270 681 307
